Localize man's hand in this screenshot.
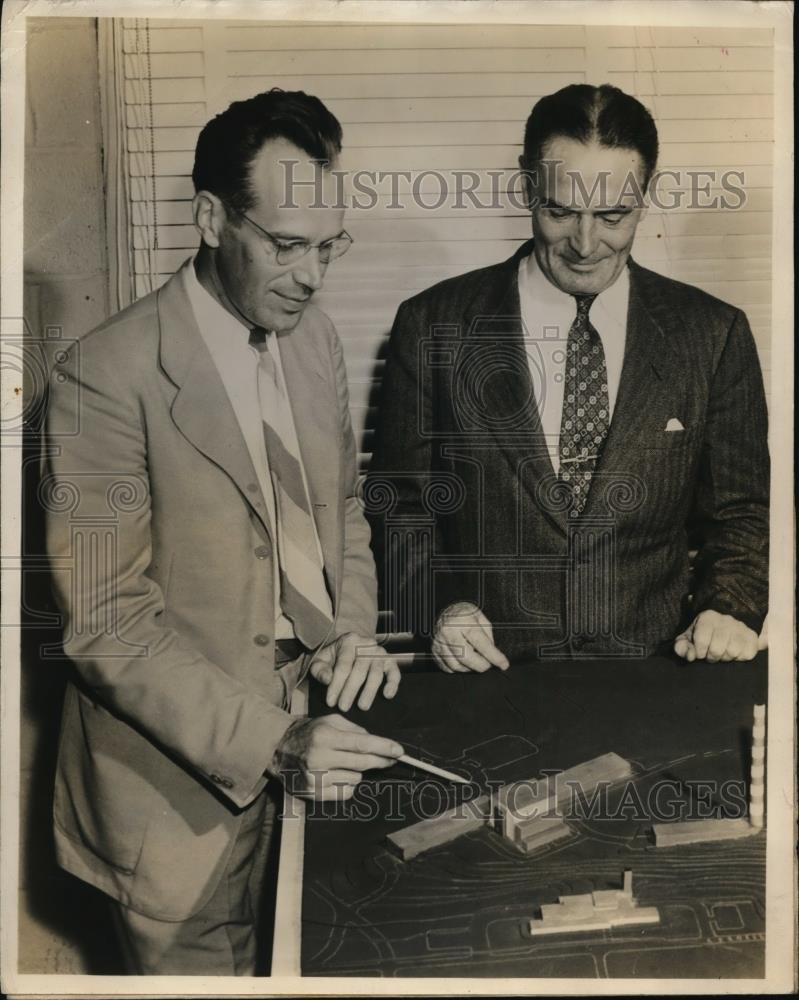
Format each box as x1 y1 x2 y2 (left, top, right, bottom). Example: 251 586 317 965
309 632 401 712
432 602 509 673
271 714 403 800
674 610 759 662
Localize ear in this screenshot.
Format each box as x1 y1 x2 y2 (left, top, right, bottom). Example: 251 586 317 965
635 182 650 224
192 190 225 249
518 154 534 212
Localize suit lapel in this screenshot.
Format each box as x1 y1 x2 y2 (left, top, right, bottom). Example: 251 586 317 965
473 250 684 526
582 260 682 514
157 269 272 541
461 240 563 529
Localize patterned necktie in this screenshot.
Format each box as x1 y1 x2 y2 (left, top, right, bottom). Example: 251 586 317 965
249 327 333 647
558 295 610 516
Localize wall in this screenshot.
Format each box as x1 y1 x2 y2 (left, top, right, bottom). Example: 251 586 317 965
21 15 121 974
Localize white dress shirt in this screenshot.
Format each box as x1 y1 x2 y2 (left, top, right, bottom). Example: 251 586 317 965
518 253 629 474
182 257 323 639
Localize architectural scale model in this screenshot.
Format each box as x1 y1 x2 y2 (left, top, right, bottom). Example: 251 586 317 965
386 752 634 859
528 870 660 936
386 795 491 861
494 751 633 854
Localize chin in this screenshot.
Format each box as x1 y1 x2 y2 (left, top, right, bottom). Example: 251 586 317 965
556 274 601 295
555 264 615 296
264 309 305 334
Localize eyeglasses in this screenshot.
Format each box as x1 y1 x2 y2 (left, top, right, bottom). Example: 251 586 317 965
236 211 353 266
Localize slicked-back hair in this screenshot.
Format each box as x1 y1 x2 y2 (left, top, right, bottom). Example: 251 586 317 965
522 84 659 187
192 88 343 214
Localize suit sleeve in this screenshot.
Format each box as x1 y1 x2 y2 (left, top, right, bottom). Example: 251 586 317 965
45 338 295 809
328 326 379 639
689 309 769 632
367 298 475 637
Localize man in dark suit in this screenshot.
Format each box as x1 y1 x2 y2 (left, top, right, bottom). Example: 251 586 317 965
45 90 405 974
368 84 768 670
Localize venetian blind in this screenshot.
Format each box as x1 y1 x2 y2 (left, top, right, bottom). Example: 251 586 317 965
116 19 774 465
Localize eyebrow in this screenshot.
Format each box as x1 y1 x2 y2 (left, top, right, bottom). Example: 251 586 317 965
543 198 633 214
269 228 346 242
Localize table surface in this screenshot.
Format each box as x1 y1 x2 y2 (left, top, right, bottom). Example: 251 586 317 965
296 653 767 979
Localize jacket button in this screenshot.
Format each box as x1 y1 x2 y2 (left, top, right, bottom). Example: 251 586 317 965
254 633 271 647
210 773 234 789
254 545 270 559
246 483 259 492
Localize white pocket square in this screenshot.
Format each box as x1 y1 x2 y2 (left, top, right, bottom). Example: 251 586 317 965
665 417 685 432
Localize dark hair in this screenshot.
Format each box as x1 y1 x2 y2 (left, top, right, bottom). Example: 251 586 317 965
192 88 343 214
522 84 659 186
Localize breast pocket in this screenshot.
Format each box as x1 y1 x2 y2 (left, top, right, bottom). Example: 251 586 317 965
625 426 702 526
636 425 698 451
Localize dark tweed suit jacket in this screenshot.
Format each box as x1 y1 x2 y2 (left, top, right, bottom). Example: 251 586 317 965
367 240 769 660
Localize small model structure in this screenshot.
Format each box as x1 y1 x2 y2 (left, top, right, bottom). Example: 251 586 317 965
495 752 633 836
528 870 660 936
652 703 766 847
749 703 766 830
512 814 572 854
494 751 633 854
651 816 754 847
386 795 491 861
386 751 634 860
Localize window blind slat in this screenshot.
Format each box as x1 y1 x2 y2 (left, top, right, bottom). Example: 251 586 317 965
609 71 772 95
631 46 774 73
343 118 774 146
126 78 204 103
228 48 593 77
123 26 203 53
124 52 204 78
645 27 773 47
223 24 593 49
226 73 587 101
127 103 207 127
642 94 772 118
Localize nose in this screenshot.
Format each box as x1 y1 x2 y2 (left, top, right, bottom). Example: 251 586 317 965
569 214 599 259
291 246 327 292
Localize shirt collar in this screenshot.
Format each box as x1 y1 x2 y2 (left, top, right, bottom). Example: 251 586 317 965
181 255 256 348
522 250 630 329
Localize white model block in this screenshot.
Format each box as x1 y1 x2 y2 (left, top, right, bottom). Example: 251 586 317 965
495 752 633 839
652 816 756 847
529 871 659 936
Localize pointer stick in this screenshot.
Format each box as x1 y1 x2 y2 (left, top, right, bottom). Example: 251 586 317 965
398 753 469 784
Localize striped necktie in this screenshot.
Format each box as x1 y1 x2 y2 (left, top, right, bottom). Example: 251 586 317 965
557 295 610 516
249 327 333 648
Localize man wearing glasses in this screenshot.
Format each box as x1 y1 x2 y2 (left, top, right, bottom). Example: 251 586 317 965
44 89 404 975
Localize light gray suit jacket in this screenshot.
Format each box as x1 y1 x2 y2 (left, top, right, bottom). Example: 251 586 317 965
45 264 377 919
